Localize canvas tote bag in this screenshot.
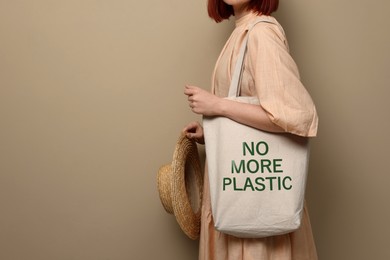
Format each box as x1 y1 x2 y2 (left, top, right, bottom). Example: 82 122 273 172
203 18 310 238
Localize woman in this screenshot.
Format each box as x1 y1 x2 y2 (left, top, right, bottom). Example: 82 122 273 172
183 0 318 259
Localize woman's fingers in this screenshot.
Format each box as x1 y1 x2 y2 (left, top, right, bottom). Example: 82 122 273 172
184 85 199 96
182 121 197 133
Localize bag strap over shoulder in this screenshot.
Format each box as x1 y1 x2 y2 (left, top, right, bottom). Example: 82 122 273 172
227 16 276 98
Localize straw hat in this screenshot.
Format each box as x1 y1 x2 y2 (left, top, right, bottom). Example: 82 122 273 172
157 133 203 240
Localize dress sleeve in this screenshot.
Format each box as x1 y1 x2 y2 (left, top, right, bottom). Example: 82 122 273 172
247 23 319 137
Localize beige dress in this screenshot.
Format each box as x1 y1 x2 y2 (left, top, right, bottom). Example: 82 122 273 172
199 13 319 260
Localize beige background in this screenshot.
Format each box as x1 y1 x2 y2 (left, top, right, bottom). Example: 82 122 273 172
0 0 389 259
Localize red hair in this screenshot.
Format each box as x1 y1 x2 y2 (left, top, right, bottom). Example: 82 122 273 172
208 0 279 23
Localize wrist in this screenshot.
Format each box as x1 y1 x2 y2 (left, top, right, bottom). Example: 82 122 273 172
216 98 229 117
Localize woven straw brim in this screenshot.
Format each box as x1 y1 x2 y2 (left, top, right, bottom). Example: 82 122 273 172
157 164 173 214
157 134 203 240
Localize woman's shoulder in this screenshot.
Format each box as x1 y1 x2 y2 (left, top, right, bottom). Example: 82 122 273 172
247 16 288 49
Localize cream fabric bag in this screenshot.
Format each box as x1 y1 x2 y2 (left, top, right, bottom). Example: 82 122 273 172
203 18 310 238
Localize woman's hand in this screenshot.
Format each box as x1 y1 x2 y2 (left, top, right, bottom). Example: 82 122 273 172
182 121 204 144
184 85 222 116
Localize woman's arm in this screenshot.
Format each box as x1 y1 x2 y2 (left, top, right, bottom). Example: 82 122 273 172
218 97 284 133
248 24 318 137
184 85 284 133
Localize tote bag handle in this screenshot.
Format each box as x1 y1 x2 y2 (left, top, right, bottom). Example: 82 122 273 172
228 17 277 98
